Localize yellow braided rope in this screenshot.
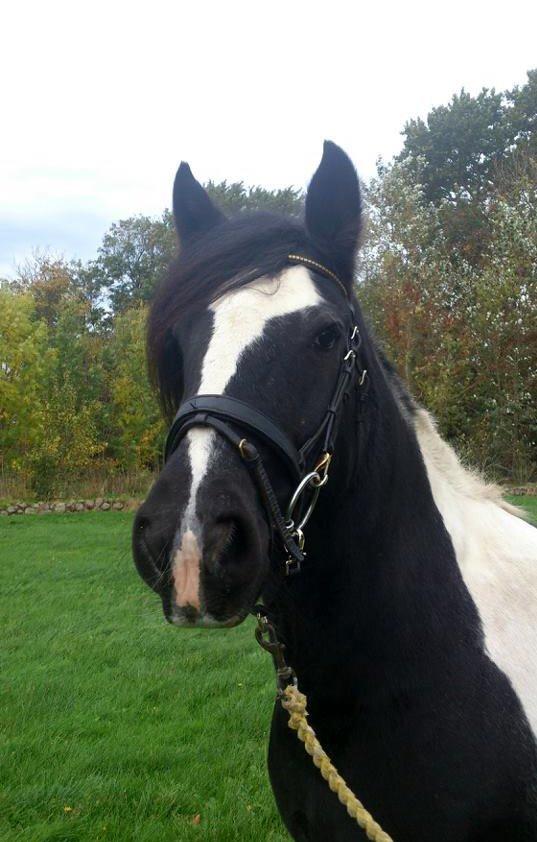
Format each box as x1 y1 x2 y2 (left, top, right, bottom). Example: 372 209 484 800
281 685 394 842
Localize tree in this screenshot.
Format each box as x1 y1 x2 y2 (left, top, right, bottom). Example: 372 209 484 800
0 289 53 472
83 182 303 317
359 154 537 481
82 213 177 316
399 70 537 267
465 160 537 478
106 306 163 470
507 69 537 159
400 88 507 204
27 378 105 499
205 181 303 216
400 70 537 205
2 261 109 496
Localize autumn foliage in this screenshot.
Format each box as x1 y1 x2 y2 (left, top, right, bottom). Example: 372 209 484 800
1 73 536 496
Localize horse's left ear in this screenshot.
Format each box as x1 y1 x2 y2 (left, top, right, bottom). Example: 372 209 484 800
305 141 362 280
172 162 226 244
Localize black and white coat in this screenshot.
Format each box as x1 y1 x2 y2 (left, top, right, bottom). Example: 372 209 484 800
134 142 537 841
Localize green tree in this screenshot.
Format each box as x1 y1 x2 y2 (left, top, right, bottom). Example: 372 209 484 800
82 213 177 316
400 71 537 205
4 258 109 497
0 288 53 472
399 71 537 267
508 69 537 158
360 153 537 481
205 181 303 216
464 160 537 478
14 252 102 328
83 182 303 317
106 306 163 470
400 88 508 204
28 378 105 499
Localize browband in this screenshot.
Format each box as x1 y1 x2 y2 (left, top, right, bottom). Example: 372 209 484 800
287 254 349 302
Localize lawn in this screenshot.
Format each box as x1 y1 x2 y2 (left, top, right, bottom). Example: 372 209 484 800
1 499 536 841
0 513 286 842
508 494 537 524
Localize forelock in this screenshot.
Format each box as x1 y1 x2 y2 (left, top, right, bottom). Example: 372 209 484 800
147 212 316 417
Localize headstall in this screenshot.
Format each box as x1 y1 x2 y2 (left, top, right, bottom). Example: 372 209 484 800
164 255 368 575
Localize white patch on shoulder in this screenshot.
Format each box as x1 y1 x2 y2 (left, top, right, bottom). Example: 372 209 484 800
172 265 321 604
415 408 537 735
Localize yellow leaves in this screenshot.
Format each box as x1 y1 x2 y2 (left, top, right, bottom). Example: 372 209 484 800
107 305 163 470
0 290 55 462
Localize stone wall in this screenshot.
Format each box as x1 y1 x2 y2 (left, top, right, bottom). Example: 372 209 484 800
1 486 534 518
0 498 141 516
510 486 537 497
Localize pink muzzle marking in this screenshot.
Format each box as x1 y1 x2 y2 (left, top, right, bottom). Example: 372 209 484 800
172 529 202 610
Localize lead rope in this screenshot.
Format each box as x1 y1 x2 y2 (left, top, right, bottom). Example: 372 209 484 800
255 614 394 842
281 685 393 842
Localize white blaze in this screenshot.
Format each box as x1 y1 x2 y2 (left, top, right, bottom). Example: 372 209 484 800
172 265 321 608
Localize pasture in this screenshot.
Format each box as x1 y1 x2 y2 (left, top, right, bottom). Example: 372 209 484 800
0 513 286 841
1 500 536 841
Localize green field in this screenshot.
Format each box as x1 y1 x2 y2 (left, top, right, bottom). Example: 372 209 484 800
511 494 537 523
1 499 536 841
0 513 286 842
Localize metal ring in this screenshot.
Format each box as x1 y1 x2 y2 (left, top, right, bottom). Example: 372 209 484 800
285 471 322 533
310 472 329 488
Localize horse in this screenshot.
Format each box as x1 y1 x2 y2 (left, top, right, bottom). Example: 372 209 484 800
132 141 537 840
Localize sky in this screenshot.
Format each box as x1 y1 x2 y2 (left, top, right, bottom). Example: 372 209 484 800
1 0 536 278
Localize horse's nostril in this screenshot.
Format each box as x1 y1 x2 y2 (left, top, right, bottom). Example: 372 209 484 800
132 511 168 593
209 517 249 570
135 515 151 533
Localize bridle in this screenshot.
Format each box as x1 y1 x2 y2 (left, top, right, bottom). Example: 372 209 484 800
163 255 368 576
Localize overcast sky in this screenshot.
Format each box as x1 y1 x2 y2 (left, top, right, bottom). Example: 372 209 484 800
1 0 536 277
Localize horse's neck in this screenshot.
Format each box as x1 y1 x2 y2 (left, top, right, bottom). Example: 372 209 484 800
274 383 482 705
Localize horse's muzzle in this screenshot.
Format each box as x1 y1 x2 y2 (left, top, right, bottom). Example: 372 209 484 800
132 448 270 628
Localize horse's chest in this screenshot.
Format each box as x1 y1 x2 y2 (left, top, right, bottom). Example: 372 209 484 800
266 682 537 842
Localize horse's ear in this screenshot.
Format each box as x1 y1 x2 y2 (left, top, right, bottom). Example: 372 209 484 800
305 141 362 279
172 162 225 243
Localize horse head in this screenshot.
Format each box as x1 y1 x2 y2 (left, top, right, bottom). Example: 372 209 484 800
132 142 366 627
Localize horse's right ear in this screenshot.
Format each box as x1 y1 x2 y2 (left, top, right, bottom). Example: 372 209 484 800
172 162 225 243
305 141 362 280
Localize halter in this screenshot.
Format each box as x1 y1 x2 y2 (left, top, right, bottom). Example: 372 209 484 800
163 255 368 575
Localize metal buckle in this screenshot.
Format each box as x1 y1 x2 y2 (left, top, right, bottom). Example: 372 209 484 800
350 325 361 348
285 555 302 576
284 528 304 576
255 612 297 694
312 451 332 486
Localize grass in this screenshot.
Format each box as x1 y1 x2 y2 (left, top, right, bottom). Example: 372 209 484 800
508 494 537 524
1 499 536 841
0 513 287 842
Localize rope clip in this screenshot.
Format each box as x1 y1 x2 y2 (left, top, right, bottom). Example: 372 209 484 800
255 612 297 695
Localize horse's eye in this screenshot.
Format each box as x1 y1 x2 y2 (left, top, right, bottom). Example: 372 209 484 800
314 324 342 351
